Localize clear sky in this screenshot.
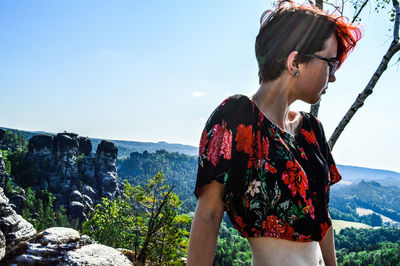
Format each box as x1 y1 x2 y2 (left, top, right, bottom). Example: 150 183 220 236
0 1 399 172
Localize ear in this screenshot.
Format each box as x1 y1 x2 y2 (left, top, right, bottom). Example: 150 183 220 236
286 51 299 76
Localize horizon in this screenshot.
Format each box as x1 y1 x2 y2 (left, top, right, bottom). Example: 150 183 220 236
2 125 400 175
1 1 399 172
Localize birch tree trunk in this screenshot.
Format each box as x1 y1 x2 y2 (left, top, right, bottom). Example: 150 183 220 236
328 0 400 149
310 0 323 116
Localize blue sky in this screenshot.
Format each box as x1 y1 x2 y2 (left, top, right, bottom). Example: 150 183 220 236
1 1 399 172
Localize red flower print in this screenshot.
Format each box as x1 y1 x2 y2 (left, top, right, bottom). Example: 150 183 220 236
302 199 315 219
281 223 294 240
235 124 253 154
234 215 246 230
299 147 307 160
255 131 262 159
300 129 319 148
320 222 330 238
282 160 308 199
207 121 230 166
330 163 341 184
199 130 207 156
262 215 282 238
221 128 232 160
296 233 312 242
262 137 269 158
265 161 277 174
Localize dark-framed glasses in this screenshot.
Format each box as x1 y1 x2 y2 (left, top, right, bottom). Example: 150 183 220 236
306 54 339 77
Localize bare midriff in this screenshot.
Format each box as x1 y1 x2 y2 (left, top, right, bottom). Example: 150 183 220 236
248 237 325 266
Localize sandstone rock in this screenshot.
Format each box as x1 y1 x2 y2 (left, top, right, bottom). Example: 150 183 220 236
1 226 131 265
81 185 98 202
69 190 83 203
78 137 92 156
0 188 36 245
39 227 80 245
82 194 93 206
27 134 53 153
101 171 118 198
68 201 87 222
0 152 8 189
54 133 79 178
0 230 5 260
63 244 133 266
94 140 119 198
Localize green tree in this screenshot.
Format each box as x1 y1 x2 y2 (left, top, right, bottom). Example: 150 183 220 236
83 172 191 265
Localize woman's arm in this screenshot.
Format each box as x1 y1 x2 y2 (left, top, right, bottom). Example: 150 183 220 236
187 181 225 266
319 226 337 266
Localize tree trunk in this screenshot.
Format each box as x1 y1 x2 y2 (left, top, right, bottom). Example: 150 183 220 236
328 0 400 150
310 0 323 117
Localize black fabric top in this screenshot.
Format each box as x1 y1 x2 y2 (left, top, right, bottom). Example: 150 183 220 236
194 94 341 242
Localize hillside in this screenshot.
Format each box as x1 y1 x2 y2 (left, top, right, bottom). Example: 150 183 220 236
337 164 400 187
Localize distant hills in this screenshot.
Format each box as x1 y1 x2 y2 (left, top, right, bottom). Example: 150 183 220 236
337 165 400 188
1 126 399 187
0 126 198 157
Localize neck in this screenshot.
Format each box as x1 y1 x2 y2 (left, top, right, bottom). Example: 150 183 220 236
251 76 297 133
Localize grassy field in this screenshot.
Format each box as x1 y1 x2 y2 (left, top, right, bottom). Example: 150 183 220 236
332 219 372 234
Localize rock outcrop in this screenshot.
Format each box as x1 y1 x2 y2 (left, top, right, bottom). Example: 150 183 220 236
0 187 36 260
23 133 119 224
1 227 133 265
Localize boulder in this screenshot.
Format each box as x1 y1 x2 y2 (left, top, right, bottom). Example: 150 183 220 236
1 226 133 265
63 244 133 266
39 227 80 245
0 188 36 245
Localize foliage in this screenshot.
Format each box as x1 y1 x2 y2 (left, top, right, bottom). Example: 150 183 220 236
214 219 251 266
21 187 74 230
21 188 55 230
0 129 28 152
337 242 400 266
83 172 191 265
117 149 198 213
335 227 400 252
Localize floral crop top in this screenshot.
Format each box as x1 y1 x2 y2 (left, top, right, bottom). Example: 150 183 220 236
194 94 341 242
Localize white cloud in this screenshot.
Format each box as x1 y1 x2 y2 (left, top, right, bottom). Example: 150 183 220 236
192 91 206 97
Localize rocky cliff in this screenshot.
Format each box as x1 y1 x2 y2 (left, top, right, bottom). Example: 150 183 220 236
0 131 133 265
22 133 120 223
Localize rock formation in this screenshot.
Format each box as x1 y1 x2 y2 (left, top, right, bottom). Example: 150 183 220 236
1 226 133 265
0 187 36 261
22 133 119 224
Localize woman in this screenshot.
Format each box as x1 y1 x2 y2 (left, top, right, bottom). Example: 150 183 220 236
187 1 362 265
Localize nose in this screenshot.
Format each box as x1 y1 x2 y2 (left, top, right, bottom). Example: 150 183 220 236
328 73 336 82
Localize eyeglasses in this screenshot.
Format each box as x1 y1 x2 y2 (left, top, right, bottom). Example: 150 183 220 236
305 54 339 77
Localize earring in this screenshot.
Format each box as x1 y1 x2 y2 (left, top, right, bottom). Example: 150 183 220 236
293 69 299 77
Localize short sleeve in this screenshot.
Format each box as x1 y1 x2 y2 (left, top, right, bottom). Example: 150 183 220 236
194 95 253 199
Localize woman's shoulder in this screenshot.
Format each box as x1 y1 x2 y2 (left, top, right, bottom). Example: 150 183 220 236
205 94 256 129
